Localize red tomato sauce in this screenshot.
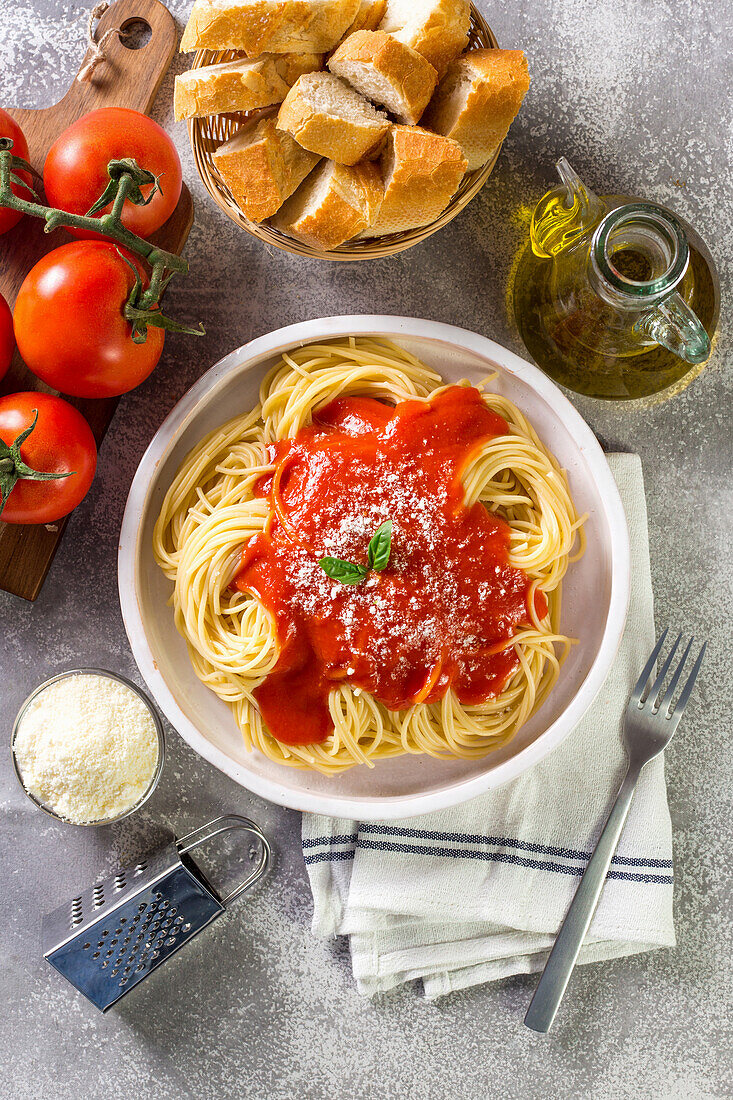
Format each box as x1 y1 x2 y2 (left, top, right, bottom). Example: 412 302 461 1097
234 386 545 746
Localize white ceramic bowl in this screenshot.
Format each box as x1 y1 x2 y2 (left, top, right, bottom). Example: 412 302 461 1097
118 317 630 820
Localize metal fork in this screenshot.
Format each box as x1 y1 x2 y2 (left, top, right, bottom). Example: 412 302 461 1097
524 629 706 1033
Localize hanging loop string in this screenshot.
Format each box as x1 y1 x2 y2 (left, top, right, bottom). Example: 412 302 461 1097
77 2 130 83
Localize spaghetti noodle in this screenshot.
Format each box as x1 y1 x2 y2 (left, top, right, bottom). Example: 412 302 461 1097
153 338 583 774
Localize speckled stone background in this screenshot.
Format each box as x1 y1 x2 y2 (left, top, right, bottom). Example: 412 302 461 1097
1 1 731 1097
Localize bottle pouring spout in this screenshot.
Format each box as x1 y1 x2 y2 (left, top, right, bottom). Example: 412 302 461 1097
530 158 606 259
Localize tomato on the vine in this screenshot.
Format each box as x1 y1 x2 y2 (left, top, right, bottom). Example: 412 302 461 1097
0 292 13 381
43 108 182 240
13 241 165 398
0 107 31 235
0 391 97 524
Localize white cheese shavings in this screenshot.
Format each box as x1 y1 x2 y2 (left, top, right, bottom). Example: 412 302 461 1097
14 673 159 825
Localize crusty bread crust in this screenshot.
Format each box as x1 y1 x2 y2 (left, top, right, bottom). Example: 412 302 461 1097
180 0 361 55
422 49 530 171
277 73 389 164
361 123 466 236
174 53 323 120
336 0 386 43
378 0 470 77
272 158 383 247
328 30 437 126
213 115 320 221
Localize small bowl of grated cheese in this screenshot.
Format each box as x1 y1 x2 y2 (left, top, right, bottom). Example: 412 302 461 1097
11 669 165 827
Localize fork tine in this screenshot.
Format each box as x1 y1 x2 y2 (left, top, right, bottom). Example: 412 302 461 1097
646 632 683 708
632 628 668 702
658 636 695 716
669 642 706 722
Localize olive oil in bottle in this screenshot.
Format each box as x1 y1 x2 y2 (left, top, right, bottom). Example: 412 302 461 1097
512 160 719 401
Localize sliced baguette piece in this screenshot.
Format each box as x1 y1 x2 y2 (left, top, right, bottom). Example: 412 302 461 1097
174 53 323 121
271 157 383 248
422 49 530 170
378 0 470 77
360 123 466 237
328 30 437 126
213 115 321 222
180 0 361 55
277 71 389 164
341 0 386 37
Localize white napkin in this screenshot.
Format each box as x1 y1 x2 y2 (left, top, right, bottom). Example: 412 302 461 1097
302 454 675 998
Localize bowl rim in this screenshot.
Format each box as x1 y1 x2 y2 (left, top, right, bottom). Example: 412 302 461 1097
11 667 166 827
118 316 630 820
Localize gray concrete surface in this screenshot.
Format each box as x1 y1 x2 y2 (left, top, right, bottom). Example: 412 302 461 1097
1 1 731 1097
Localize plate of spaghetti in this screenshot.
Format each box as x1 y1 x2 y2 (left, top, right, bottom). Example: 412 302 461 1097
119 317 629 819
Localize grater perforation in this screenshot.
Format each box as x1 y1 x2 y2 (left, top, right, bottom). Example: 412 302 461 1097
42 815 270 1011
70 896 83 928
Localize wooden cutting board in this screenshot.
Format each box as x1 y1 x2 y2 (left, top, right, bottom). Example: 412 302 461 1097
0 0 193 601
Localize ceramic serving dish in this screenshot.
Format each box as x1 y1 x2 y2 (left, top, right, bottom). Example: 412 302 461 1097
118 316 630 820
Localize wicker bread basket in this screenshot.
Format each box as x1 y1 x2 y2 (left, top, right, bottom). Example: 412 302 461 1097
189 7 500 260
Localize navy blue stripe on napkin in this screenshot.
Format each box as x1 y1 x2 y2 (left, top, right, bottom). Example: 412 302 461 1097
358 824 673 868
302 833 359 849
302 830 673 884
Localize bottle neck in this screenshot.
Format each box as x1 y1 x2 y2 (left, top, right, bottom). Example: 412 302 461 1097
589 203 690 309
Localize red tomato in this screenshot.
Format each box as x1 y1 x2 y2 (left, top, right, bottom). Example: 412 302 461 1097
13 241 165 398
0 107 31 235
0 292 13 380
0 391 97 524
43 108 182 239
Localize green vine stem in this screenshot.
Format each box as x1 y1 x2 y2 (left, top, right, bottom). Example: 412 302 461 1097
0 138 203 341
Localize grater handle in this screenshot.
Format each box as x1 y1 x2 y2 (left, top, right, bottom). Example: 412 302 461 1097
177 814 271 905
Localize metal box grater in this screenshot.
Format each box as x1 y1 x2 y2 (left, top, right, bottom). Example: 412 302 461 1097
41 815 270 1012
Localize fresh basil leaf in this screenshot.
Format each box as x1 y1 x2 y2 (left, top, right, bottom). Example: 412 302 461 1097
319 557 368 585
367 520 392 572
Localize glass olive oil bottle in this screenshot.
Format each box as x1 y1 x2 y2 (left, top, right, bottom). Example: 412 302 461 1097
513 160 719 401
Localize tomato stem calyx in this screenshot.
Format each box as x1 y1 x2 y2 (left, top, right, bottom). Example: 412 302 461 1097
85 159 162 219
0 409 74 517
117 249 205 342
0 139 202 344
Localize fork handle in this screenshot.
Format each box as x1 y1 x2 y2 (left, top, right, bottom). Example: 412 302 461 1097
524 761 643 1033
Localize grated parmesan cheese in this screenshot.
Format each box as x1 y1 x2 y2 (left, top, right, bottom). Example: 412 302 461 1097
13 672 160 825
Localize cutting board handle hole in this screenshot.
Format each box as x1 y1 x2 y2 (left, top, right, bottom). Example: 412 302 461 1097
120 18 152 50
